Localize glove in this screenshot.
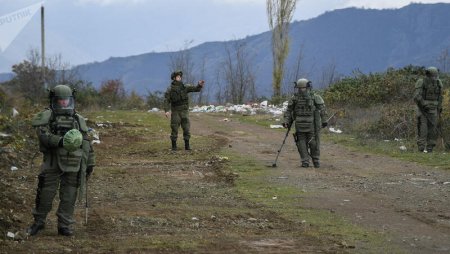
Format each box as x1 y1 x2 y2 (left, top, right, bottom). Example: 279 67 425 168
86 166 94 178
322 122 328 128
282 123 289 128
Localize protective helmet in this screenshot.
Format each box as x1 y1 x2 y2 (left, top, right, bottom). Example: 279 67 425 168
295 78 311 89
63 129 83 152
49 85 75 115
425 66 439 78
171 70 183 80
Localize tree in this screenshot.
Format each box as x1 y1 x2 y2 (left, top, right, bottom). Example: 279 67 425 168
98 79 126 108
267 0 297 98
437 47 450 73
221 41 256 104
169 40 196 85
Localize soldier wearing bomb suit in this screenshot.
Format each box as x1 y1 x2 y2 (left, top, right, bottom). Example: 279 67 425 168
414 66 443 153
27 85 95 236
283 79 328 168
164 70 205 151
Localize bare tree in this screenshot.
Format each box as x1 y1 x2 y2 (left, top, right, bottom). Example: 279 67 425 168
319 59 341 88
196 55 208 105
267 0 297 98
283 44 305 95
221 41 256 104
437 47 450 73
169 40 196 85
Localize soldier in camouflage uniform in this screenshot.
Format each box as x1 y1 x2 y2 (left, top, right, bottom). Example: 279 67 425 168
414 66 443 152
283 79 328 168
27 85 95 236
164 70 205 151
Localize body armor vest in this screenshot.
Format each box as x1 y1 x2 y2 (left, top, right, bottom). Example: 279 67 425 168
293 93 316 132
170 82 189 107
51 115 83 172
422 78 441 101
294 94 315 117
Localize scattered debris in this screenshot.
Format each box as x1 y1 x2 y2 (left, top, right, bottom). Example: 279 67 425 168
270 125 283 129
10 166 18 171
12 108 19 118
399 146 407 151
329 127 342 134
148 108 160 112
6 232 15 239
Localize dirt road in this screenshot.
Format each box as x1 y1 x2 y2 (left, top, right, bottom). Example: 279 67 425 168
190 113 450 254
2 111 449 253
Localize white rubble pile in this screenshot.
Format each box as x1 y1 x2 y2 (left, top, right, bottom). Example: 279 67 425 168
190 100 287 116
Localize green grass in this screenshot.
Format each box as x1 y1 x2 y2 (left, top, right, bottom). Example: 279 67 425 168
234 113 450 170
324 132 450 170
220 149 402 253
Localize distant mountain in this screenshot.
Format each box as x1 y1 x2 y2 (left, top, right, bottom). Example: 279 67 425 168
9 3 450 100
0 73 14 83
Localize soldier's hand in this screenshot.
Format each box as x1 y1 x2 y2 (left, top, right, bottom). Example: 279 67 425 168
165 112 170 118
86 166 94 178
282 123 289 128
322 122 328 128
198 80 205 87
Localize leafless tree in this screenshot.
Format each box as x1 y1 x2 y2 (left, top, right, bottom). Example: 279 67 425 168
221 41 256 104
267 0 297 98
169 40 196 85
319 59 341 88
437 47 450 73
195 55 208 105
283 44 305 95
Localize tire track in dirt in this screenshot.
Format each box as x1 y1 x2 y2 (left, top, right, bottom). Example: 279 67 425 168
191 113 450 254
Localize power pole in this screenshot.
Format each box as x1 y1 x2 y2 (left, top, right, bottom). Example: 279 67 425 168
41 5 46 90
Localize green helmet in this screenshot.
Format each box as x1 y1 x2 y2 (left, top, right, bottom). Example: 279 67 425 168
295 78 311 88
171 70 183 80
426 66 439 78
49 85 75 115
63 129 83 152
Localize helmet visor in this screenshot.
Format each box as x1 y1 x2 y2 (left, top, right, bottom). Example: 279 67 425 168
52 96 74 111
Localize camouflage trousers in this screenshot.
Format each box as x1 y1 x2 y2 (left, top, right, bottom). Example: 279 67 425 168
295 131 320 164
170 110 191 141
32 166 79 228
417 110 438 151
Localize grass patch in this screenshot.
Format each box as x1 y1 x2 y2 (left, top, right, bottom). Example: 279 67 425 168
221 149 403 253
234 113 450 170
324 132 450 170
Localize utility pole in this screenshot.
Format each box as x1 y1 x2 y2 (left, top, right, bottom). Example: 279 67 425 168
41 5 46 90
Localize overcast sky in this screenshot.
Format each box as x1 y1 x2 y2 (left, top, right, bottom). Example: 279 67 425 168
1 0 449 72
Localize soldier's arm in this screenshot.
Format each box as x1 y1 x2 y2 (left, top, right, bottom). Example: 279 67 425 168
314 94 328 124
186 83 203 93
36 126 62 149
32 110 61 148
283 97 295 126
163 88 171 112
438 80 443 112
413 79 424 106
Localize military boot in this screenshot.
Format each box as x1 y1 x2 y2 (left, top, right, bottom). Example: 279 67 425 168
27 222 45 236
313 161 320 168
58 227 74 236
184 140 191 151
171 140 177 151
301 162 309 168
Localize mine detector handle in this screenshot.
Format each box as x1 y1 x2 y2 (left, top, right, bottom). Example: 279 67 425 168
85 178 89 225
272 123 292 167
324 111 338 126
